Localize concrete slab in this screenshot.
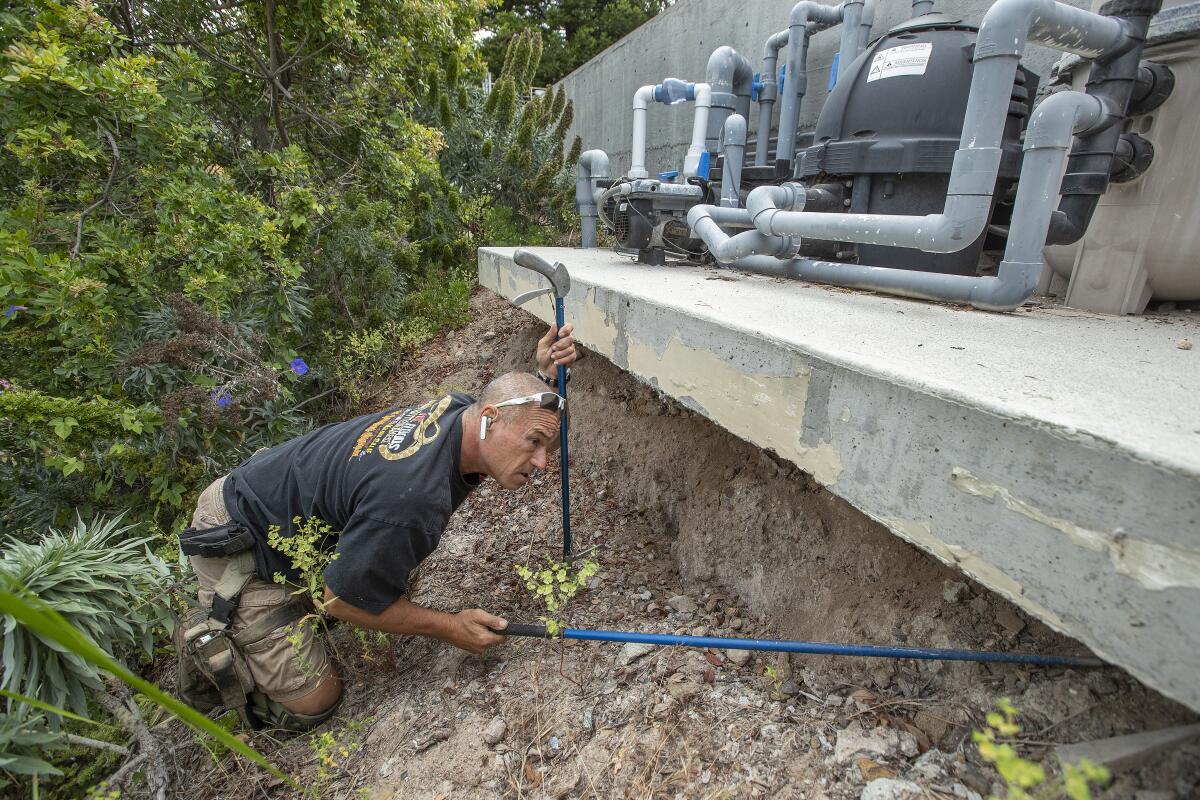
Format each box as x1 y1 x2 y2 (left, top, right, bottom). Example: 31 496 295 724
479 246 1200 712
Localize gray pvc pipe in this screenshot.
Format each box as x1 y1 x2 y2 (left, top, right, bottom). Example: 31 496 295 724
858 0 878 55
755 29 790 166
720 114 747 208
752 0 1131 252
775 2 846 163
688 204 798 263
732 91 1107 311
704 46 755 153
839 0 866 76
912 0 934 16
575 149 610 248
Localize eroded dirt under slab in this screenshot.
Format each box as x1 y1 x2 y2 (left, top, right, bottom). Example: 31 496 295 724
179 289 1197 800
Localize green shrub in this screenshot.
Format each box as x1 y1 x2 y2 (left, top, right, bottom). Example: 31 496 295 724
0 516 171 721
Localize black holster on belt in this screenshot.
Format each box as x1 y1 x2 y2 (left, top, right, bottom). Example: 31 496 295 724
178 521 262 727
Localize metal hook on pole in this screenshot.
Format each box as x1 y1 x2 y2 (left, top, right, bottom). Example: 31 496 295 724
512 249 574 560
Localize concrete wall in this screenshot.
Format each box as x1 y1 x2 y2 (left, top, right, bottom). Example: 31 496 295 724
558 0 1086 176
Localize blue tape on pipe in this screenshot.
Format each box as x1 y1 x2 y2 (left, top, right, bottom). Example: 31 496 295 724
828 52 840 91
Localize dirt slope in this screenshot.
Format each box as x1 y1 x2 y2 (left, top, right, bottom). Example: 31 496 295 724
179 288 1197 800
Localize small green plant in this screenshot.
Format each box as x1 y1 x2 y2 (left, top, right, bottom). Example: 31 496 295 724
308 718 366 797
268 516 341 677
763 663 782 692
973 698 1110 800
267 516 340 608
514 558 599 636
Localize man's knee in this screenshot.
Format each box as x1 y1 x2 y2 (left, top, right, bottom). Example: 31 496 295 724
282 671 342 716
252 673 343 732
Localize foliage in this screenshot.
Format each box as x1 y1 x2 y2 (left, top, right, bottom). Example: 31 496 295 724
973 699 1111 800
515 558 599 636
308 718 366 797
0 712 62 786
267 515 340 608
480 0 669 86
0 515 171 722
0 0 571 784
440 30 581 239
0 580 294 789
0 0 487 535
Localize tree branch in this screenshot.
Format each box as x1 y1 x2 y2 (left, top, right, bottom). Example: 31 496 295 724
71 130 120 260
97 686 171 800
63 733 130 755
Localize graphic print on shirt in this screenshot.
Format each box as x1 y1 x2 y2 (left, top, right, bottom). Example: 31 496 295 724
348 395 454 461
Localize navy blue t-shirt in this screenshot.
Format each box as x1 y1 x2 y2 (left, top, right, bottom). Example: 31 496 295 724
222 393 480 613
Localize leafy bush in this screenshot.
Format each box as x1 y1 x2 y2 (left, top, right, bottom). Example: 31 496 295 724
441 30 581 240
0 0 575 786
0 713 61 786
974 699 1110 800
0 516 171 720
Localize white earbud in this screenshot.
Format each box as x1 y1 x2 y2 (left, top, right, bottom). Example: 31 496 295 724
479 414 491 440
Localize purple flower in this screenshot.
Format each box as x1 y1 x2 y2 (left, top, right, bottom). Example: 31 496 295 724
290 357 309 376
4 305 27 318
0 379 10 394
210 388 233 408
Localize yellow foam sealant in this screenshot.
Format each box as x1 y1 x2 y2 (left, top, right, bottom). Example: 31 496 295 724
624 330 844 487
950 467 1200 592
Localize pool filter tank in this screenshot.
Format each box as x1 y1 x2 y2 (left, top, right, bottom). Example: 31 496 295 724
797 14 1037 275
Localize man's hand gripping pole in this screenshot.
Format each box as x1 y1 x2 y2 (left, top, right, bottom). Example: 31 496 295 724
511 249 573 559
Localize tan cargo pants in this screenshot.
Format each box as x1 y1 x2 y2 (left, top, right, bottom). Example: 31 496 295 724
189 476 332 703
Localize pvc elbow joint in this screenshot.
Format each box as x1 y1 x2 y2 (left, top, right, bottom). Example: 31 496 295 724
911 197 992 254
746 183 807 234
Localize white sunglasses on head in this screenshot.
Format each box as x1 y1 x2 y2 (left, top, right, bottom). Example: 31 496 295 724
492 392 566 413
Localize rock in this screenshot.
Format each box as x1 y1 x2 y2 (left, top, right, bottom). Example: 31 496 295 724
1087 672 1119 696
942 580 969 603
581 707 594 733
730 617 744 630
780 680 801 697
908 749 953 782
1134 791 1175 800
483 716 507 746
478 349 494 362
969 595 991 616
668 595 697 613
482 330 496 339
948 784 983 800
912 709 951 747
637 590 652 601
835 726 898 764
725 648 752 667
620 642 655 665
860 778 924 800
858 758 897 780
896 730 919 758
954 762 991 796
995 606 1026 637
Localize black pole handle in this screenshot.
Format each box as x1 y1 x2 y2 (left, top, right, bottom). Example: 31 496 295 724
491 623 550 638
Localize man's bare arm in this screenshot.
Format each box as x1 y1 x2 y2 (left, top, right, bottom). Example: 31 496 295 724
323 589 507 655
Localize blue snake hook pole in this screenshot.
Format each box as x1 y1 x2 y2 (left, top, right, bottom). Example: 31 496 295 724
511 250 573 559
496 623 1105 669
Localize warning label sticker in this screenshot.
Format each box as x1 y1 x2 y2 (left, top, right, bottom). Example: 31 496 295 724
866 42 933 83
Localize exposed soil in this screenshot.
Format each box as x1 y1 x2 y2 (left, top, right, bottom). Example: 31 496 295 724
166 288 1197 800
